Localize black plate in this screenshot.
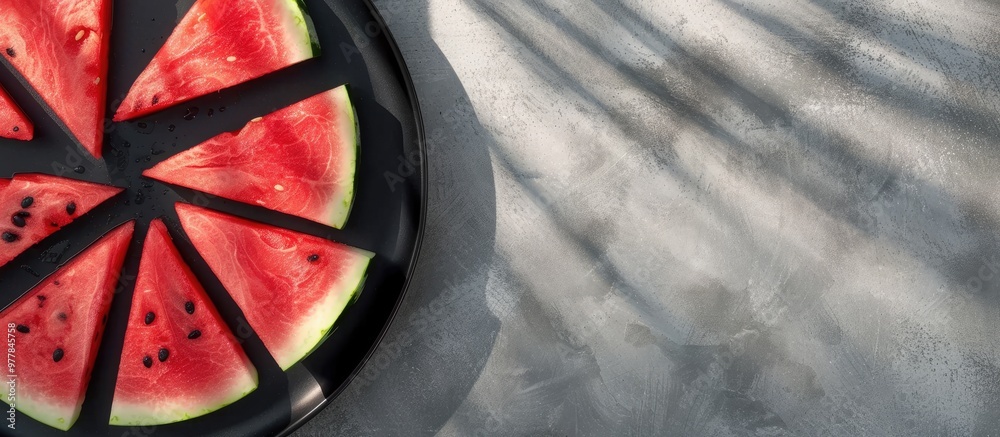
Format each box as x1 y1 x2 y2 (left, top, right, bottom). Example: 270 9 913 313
0 0 424 435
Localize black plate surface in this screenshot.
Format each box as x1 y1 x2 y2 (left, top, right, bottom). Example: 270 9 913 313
0 0 424 435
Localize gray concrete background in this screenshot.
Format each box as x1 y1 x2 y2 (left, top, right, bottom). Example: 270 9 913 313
296 0 1000 435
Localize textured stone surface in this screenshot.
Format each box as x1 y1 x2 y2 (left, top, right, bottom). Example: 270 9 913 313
296 0 1000 435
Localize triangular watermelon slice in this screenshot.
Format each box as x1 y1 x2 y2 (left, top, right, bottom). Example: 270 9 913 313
114 0 320 121
144 86 358 228
110 219 258 426
0 174 122 267
0 0 112 157
0 221 134 430
175 203 372 370
0 84 32 141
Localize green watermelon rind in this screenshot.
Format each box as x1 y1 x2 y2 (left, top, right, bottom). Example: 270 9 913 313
275 248 373 370
327 85 360 229
108 365 258 427
285 0 322 57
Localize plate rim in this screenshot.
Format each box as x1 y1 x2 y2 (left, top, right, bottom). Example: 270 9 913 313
275 0 428 435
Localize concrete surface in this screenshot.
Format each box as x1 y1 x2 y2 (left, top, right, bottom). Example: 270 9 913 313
295 0 1000 435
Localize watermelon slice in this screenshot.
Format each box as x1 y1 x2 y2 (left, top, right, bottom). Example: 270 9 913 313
175 203 372 370
114 0 320 121
0 221 134 430
0 174 122 267
0 84 32 141
110 219 258 426
0 0 112 157
144 86 358 228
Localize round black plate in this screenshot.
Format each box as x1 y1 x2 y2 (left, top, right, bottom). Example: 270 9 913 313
0 0 424 435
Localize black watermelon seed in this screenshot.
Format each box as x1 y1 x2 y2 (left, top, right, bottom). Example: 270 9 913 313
37 295 45 302
11 214 25 227
66 202 77 215
187 330 201 340
57 312 67 321
15 324 28 333
12 126 18 132
52 348 64 362
184 301 194 314
158 348 169 362
2 232 17 242
151 96 159 105
54 280 60 286
5 48 13 57
144 311 155 325
142 355 153 368
49 222 58 227
20 197 32 208
307 254 319 263
16 211 30 218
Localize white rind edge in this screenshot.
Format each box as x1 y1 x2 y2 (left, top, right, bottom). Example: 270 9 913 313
280 0 316 61
108 363 259 426
6 393 77 431
326 85 359 229
276 247 374 370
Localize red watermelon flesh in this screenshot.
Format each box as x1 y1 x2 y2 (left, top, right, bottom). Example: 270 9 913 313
0 0 112 157
0 85 32 141
0 221 134 431
176 203 372 370
0 174 122 267
110 219 258 426
144 85 358 229
114 0 319 121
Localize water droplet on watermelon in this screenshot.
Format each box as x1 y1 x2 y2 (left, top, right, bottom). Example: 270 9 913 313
308 254 319 263
53 348 64 362
207 108 214 117
73 166 86 174
167 124 176 132
11 214 25 228
15 324 28 333
135 190 145 205
188 330 201 339
144 312 155 325
183 107 199 121
158 348 169 362
151 149 164 155
5 48 13 57
219 106 226 113
124 141 131 148
143 355 153 368
20 196 33 208
2 232 18 242
185 301 195 314
141 48 146 53
66 202 77 215
138 122 147 129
